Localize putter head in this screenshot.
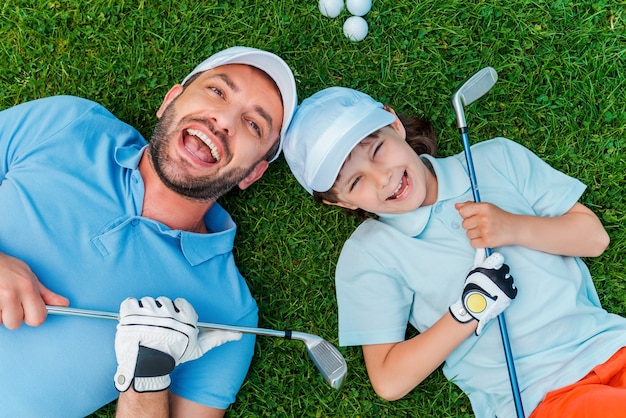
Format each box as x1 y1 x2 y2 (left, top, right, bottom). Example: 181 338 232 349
293 331 348 390
452 67 498 129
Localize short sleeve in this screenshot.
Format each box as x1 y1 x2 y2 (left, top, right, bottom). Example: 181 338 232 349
336 222 414 347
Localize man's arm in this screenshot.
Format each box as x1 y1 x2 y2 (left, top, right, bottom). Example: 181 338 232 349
115 388 228 418
116 388 168 418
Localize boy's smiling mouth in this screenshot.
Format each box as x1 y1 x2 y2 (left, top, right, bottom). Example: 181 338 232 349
387 171 409 200
184 128 221 163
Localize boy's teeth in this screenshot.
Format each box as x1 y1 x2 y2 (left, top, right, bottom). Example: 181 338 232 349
388 174 408 200
388 180 402 199
187 129 220 162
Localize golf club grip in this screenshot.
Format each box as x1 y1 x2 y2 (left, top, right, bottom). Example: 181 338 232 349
46 305 289 338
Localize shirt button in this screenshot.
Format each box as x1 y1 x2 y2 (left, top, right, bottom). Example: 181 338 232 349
452 221 460 229
131 219 139 226
434 204 443 214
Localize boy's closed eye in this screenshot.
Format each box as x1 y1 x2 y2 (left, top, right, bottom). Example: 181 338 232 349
349 176 361 192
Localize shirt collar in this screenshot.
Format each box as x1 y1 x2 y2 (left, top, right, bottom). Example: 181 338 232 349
115 144 147 169
377 154 471 236
180 203 237 266
113 145 237 266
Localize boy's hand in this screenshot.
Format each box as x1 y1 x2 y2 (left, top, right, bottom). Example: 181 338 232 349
455 201 517 249
449 251 518 335
114 296 242 393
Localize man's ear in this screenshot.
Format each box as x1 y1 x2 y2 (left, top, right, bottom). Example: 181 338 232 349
238 160 270 190
322 199 359 211
383 106 407 139
156 84 184 118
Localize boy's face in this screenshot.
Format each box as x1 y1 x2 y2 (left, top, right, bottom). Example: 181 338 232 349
328 124 438 214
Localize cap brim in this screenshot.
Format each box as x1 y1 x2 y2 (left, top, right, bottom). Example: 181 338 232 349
311 107 396 192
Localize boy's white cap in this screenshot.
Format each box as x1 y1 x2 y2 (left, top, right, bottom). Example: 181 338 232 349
182 46 297 162
283 87 396 194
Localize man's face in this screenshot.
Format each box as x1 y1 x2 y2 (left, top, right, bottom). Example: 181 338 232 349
149 64 284 201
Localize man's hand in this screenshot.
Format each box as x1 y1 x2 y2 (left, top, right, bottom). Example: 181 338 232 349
0 252 69 329
114 296 242 393
449 251 518 335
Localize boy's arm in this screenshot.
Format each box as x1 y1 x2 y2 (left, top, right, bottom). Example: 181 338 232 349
363 253 516 401
455 201 609 257
362 313 476 401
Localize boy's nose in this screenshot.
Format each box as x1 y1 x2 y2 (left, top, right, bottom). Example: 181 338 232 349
372 166 392 189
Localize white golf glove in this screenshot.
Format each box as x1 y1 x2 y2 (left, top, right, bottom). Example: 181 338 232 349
449 250 518 335
114 296 242 393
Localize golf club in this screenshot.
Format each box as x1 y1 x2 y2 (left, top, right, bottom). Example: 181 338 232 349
451 67 525 418
46 305 347 390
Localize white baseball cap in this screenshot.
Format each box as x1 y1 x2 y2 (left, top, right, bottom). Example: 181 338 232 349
182 46 297 162
283 87 396 194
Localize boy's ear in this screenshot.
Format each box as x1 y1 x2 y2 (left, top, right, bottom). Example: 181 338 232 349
322 199 359 211
157 84 184 118
238 161 269 190
383 106 407 139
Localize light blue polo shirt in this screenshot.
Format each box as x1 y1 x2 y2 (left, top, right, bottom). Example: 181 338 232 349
0 96 258 417
336 137 626 417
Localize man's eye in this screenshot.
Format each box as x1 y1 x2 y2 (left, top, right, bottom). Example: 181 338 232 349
248 120 261 136
210 87 224 98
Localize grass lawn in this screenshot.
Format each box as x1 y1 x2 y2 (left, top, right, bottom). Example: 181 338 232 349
1 0 624 416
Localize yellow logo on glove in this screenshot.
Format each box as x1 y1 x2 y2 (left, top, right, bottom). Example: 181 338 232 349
466 293 487 314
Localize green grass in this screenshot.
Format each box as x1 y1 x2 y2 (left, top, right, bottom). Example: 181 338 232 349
2 0 625 416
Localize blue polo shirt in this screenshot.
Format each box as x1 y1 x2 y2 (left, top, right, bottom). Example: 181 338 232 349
336 137 626 417
0 96 258 417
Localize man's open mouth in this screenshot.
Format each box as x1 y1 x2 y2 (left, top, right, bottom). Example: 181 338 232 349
183 128 221 163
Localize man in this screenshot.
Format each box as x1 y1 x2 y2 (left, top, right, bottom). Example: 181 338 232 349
0 46 297 417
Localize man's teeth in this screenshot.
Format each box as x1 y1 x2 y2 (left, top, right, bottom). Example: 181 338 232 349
187 129 220 162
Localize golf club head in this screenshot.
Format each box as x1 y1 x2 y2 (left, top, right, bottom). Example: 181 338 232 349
293 331 348 390
452 67 498 129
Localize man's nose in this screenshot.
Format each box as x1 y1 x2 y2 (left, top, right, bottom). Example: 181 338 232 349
211 106 238 137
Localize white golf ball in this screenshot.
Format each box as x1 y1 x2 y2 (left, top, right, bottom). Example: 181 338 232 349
319 0 344 18
346 0 372 16
343 16 368 42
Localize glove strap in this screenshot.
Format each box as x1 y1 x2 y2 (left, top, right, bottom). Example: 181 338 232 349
135 346 176 378
115 346 176 393
449 299 473 324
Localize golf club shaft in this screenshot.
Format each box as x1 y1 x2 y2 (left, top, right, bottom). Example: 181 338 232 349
46 305 290 339
47 305 347 390
460 128 525 418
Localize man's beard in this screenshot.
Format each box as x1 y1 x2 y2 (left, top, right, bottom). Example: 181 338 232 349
148 99 257 201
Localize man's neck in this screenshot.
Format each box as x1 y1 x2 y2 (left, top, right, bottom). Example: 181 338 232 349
138 149 213 234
